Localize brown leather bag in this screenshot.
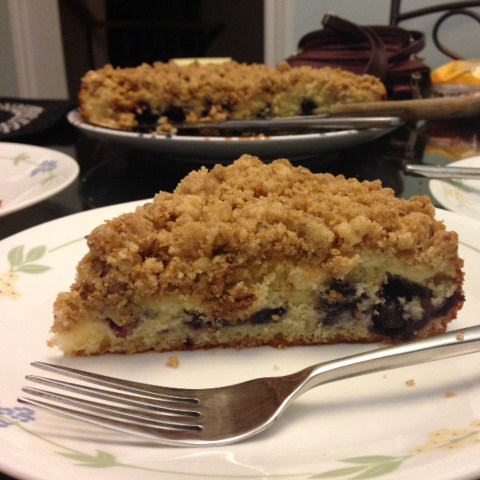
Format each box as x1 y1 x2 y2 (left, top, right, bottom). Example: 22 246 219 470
286 14 431 99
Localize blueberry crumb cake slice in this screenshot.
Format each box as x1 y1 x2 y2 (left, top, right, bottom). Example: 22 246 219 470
50 155 464 355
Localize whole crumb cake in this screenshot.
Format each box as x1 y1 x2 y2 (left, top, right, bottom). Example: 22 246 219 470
50 155 464 356
78 60 386 133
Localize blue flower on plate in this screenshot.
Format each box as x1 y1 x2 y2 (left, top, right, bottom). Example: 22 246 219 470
0 406 36 427
31 159 58 177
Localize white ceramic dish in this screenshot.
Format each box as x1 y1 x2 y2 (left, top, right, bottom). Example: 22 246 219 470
67 110 394 162
430 157 480 220
0 143 79 217
1 201 480 480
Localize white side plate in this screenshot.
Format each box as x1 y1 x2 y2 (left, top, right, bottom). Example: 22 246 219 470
0 143 79 217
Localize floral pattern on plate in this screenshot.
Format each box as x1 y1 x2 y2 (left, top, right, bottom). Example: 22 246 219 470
1 404 479 478
0 143 79 216
0 240 83 298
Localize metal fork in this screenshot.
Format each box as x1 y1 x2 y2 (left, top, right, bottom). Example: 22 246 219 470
405 164 480 179
19 325 480 447
176 116 403 134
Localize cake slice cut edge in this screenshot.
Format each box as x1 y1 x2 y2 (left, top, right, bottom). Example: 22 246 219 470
49 155 465 356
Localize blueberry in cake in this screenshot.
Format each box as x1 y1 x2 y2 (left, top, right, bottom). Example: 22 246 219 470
78 60 386 134
50 155 464 355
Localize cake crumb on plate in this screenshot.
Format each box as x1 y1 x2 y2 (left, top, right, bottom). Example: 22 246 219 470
166 355 180 368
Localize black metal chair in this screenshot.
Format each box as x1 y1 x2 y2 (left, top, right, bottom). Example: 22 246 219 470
389 1 480 59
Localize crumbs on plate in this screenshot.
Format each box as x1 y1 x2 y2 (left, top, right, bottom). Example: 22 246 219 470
405 378 416 388
166 355 180 368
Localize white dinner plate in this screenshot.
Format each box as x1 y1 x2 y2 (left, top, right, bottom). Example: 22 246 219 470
1 201 480 480
0 143 79 217
67 110 394 162
429 157 480 220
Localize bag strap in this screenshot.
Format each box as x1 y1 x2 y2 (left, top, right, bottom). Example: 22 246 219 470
321 13 390 80
370 26 425 61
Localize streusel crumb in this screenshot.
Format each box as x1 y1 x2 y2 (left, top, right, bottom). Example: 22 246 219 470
166 355 180 368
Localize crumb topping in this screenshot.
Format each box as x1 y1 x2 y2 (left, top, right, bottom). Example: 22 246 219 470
79 60 386 131
56 155 461 330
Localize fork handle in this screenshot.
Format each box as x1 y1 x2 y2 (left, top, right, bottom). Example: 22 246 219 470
329 95 480 120
297 326 480 396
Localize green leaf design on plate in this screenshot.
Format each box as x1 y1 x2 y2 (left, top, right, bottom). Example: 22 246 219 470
310 466 365 478
6 244 50 275
311 456 408 479
25 245 47 262
17 264 51 274
13 153 30 165
349 461 405 479
2 241 82 299
340 456 404 465
58 450 119 468
7 245 24 268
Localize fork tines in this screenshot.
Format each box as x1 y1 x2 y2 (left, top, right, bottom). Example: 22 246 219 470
18 362 204 444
